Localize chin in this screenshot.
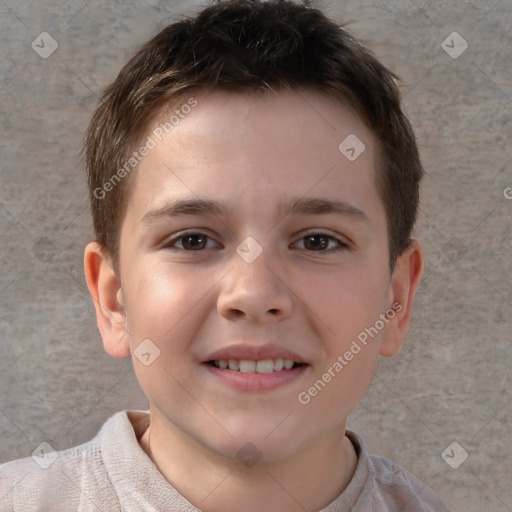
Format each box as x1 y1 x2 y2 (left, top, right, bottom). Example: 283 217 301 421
202 424 312 465
215 439 300 465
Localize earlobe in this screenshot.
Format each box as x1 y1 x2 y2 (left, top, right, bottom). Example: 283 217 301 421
379 240 424 357
84 242 131 359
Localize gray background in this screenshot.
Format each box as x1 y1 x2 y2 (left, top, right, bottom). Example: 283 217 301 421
0 0 511 510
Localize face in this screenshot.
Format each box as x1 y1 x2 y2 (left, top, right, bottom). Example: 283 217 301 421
116 89 395 462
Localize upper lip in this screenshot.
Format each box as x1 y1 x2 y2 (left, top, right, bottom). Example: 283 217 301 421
204 343 308 364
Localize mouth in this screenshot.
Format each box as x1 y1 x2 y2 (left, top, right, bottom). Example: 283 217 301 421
201 344 311 391
204 358 307 373
201 343 310 391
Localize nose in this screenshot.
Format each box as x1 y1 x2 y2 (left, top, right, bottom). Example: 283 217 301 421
217 247 293 323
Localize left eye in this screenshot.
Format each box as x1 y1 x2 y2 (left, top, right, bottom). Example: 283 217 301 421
294 233 346 252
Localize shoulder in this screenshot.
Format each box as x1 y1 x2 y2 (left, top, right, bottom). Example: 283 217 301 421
368 454 451 511
345 431 452 512
1 440 109 511
0 411 130 512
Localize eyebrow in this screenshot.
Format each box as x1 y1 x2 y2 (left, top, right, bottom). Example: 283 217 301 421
141 197 370 225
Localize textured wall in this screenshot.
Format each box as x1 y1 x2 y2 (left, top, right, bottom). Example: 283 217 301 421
0 1 511 510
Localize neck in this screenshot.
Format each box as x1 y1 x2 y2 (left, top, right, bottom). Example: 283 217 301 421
139 409 357 512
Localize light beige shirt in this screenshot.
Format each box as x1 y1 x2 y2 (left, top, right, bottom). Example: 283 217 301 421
0 410 451 511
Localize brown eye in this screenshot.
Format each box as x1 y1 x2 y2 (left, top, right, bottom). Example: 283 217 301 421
180 234 208 250
165 232 217 251
303 234 330 250
295 232 347 253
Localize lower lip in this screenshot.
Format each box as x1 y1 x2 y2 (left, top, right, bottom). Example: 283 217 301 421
203 363 310 391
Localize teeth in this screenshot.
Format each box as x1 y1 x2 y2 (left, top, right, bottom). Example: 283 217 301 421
256 359 273 374
214 358 298 372
240 360 256 373
283 359 294 369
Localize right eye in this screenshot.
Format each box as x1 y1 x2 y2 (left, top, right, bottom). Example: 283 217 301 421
163 231 220 251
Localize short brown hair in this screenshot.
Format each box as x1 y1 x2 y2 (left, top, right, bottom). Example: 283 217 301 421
84 0 423 271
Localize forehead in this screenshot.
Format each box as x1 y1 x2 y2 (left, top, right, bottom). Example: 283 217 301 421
123 89 383 230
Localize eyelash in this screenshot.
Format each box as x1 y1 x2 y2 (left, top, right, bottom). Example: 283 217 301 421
163 230 349 253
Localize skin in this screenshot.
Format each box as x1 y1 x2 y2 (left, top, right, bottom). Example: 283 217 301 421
84 89 423 512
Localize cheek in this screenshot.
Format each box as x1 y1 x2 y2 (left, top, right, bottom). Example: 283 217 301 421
124 265 205 348
296 263 388 410
302 263 389 339
124 267 210 408
304 348 379 427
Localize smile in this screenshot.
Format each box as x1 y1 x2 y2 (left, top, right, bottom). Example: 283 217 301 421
203 360 310 391
208 358 305 373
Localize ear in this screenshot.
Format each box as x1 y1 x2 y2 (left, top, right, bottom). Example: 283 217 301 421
84 242 131 359
379 240 424 357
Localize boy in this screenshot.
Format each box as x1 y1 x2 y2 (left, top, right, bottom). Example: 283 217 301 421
0 0 451 510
